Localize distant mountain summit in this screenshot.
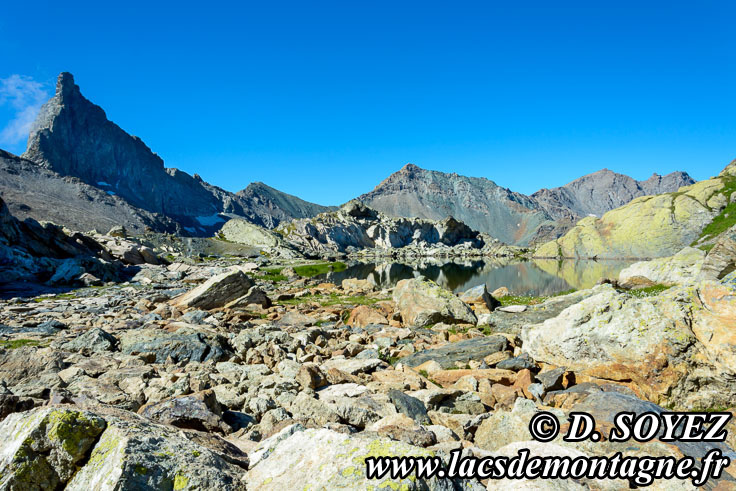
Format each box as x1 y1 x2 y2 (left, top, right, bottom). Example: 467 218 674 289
358 163 551 245
358 164 694 245
531 168 695 221
236 182 337 229
11 72 331 234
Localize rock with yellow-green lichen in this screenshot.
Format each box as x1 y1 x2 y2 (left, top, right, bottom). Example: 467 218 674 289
0 407 106 489
393 277 477 327
65 409 247 490
618 246 705 288
245 426 485 490
533 163 736 259
0 406 247 491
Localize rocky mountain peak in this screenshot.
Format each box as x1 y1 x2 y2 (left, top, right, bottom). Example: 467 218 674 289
56 72 78 98
358 163 549 245
12 72 332 233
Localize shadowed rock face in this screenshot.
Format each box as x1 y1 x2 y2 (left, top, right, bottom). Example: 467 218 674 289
24 73 221 219
17 72 331 234
357 164 694 246
0 149 178 234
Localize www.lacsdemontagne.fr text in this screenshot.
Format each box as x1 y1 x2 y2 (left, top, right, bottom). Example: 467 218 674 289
366 411 733 486
366 448 730 487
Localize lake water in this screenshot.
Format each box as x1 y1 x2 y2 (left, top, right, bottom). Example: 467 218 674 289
320 258 637 296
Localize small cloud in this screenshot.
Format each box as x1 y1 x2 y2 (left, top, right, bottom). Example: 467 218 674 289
0 74 49 146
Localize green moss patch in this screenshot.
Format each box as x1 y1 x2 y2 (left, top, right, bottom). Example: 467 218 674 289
0 339 42 349
260 268 288 283
278 293 387 307
293 262 347 277
626 284 671 298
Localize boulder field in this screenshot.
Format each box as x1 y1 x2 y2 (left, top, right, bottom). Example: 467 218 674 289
1 237 736 489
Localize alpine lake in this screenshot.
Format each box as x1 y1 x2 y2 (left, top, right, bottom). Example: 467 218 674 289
315 258 637 296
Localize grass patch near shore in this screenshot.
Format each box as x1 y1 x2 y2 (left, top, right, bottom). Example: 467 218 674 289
278 293 388 307
258 261 347 282
627 284 671 298
446 325 494 336
293 262 347 277
260 268 288 283
0 339 42 349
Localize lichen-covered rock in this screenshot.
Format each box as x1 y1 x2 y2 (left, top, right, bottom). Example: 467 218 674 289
699 225 736 280
393 278 477 327
522 285 694 403
245 426 483 490
618 247 705 287
0 408 106 489
171 269 254 310
220 218 281 247
65 410 247 490
534 168 735 259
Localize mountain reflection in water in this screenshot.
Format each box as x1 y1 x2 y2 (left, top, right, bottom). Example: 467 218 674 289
320 258 636 295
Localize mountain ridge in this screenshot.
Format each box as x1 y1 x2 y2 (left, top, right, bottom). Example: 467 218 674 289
12 72 332 234
357 163 694 245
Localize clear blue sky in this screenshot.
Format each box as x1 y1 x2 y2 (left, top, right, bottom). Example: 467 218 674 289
1 1 734 205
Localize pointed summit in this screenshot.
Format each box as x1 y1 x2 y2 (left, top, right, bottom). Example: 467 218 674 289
56 72 77 98
21 72 223 218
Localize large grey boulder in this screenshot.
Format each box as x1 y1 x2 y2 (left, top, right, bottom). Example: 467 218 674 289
0 407 249 490
53 327 118 353
119 324 232 363
219 218 280 247
399 336 508 369
138 389 231 434
172 269 254 310
480 288 599 335
0 407 106 489
393 278 477 327
521 282 736 409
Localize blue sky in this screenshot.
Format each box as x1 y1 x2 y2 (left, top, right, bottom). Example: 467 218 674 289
1 1 734 205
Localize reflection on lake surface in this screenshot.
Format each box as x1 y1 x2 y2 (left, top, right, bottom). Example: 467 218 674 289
321 258 636 296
